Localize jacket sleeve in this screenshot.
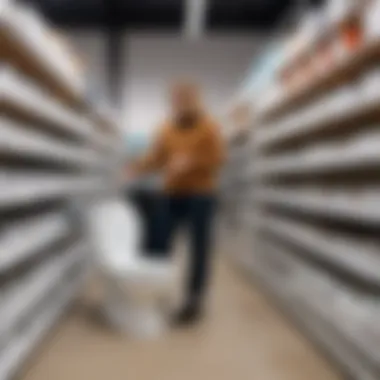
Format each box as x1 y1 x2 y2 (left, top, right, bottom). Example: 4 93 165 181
190 122 226 172
132 128 168 174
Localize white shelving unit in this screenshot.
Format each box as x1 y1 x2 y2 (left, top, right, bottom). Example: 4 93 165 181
254 216 380 285
225 1 380 378
0 211 70 271
0 269 87 380
221 132 252 229
0 0 84 106
0 2 121 378
248 241 380 380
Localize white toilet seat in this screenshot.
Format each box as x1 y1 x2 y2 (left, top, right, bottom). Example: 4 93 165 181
86 196 177 338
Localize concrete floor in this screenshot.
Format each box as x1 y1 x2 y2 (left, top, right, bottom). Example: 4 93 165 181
20 258 342 380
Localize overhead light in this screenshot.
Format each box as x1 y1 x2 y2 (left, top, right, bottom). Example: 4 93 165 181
184 0 208 40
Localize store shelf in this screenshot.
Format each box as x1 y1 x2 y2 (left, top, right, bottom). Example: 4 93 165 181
0 3 117 379
0 174 104 209
92 105 119 135
0 271 86 380
256 188 380 226
254 144 380 178
1 69 119 152
0 242 86 343
0 211 70 272
261 39 380 123
278 2 363 76
257 216 380 286
0 1 85 107
268 241 380 367
0 118 104 168
233 3 380 377
256 91 380 150
0 69 92 140
248 243 380 380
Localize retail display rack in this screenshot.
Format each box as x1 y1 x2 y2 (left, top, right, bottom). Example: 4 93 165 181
225 1 380 379
0 2 121 379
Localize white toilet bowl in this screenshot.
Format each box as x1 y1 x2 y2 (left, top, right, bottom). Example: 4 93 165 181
86 196 176 338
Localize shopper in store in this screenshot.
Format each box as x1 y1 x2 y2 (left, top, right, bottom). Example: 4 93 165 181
126 81 225 325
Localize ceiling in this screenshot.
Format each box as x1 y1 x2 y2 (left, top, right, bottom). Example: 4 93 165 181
19 0 325 103
20 0 325 31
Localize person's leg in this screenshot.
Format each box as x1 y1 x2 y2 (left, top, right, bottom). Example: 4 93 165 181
129 189 154 253
144 191 163 253
149 195 186 258
175 195 216 323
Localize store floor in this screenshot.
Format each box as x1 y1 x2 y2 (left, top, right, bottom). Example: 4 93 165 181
20 254 342 380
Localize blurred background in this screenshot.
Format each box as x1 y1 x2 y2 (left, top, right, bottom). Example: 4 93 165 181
1 0 380 379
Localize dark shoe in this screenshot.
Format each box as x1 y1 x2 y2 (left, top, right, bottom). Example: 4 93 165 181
172 304 202 326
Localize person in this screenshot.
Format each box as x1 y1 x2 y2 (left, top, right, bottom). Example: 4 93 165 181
127 81 225 325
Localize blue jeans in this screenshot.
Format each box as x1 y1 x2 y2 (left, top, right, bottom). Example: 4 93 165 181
151 194 217 306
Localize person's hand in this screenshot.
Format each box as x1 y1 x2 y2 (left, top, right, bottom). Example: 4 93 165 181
167 155 192 175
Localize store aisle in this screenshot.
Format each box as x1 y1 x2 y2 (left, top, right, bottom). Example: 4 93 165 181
20 253 342 380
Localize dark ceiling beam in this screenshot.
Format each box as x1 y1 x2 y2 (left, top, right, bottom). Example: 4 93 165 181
20 0 106 27
20 0 182 29
103 0 124 106
207 0 293 31
20 0 293 31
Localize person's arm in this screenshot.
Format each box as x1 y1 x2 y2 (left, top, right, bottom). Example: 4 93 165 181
131 128 168 175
